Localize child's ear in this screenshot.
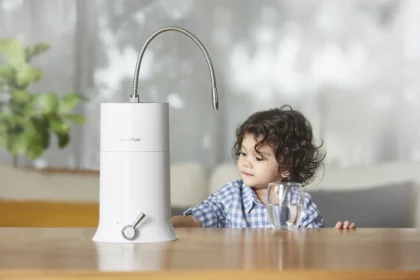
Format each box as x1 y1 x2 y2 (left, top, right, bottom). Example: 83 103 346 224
281 170 290 179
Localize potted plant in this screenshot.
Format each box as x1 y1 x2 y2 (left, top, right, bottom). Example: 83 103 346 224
0 38 88 167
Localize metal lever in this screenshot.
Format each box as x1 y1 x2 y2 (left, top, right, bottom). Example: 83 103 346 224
121 212 146 240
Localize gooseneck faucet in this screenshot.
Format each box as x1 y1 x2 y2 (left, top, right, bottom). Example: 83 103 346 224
130 26 219 110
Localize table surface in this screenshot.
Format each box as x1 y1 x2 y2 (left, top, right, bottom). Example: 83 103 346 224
1 227 420 279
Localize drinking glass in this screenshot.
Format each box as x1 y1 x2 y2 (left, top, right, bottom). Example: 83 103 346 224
266 182 305 230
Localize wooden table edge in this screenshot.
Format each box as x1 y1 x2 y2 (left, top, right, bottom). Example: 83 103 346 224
0 270 419 280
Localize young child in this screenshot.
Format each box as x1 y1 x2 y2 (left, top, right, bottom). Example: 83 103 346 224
172 105 355 230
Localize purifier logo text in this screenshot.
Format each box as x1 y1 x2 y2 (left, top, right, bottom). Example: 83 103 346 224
119 137 141 142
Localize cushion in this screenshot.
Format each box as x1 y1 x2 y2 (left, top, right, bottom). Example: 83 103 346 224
171 207 188 216
308 181 415 228
209 162 238 194
170 162 208 207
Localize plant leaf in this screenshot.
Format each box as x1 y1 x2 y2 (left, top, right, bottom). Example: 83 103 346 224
0 38 26 67
0 64 14 80
0 116 8 140
56 132 69 148
30 117 50 149
9 90 33 117
58 93 88 114
7 116 47 155
35 93 59 114
0 120 7 133
1 114 29 129
25 43 50 62
11 89 32 103
49 117 69 134
25 120 47 160
0 114 10 141
9 132 28 155
23 94 38 117
63 114 86 124
0 133 7 149
26 143 44 160
15 64 43 88
50 115 72 148
0 111 8 119
0 113 17 128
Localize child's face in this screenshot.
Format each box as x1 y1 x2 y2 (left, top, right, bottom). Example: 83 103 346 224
236 133 284 189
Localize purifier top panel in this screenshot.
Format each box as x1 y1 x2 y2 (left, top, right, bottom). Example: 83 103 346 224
100 103 169 152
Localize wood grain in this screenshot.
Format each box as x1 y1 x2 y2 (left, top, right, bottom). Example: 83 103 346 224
1 270 420 280
0 200 98 227
0 227 419 279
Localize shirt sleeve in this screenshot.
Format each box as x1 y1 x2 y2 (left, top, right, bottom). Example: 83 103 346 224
183 192 227 228
299 192 325 228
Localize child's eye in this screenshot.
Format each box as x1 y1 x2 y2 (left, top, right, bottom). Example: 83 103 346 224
256 157 264 161
235 152 246 157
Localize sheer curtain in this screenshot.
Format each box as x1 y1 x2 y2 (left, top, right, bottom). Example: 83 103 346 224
1 0 420 170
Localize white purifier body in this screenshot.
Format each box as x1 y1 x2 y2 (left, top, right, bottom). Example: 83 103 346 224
92 102 177 243
92 26 218 244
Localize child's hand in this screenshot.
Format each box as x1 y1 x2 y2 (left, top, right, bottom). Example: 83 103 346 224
335 220 356 229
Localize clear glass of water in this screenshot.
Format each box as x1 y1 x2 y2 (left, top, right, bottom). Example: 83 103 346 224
266 182 305 230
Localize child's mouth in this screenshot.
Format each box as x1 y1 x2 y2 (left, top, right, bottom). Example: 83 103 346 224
242 171 253 177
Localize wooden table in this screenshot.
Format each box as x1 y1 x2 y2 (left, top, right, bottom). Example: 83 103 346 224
0 227 419 279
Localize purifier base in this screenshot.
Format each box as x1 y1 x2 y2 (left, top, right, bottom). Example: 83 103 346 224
92 223 178 244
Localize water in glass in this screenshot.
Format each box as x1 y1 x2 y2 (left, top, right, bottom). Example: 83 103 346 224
266 182 305 230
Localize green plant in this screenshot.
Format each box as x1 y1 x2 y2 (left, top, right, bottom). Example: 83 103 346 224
0 38 88 166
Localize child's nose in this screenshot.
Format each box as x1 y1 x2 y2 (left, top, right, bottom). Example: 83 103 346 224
242 157 253 168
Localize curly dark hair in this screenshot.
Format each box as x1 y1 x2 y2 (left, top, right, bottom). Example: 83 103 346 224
232 105 325 185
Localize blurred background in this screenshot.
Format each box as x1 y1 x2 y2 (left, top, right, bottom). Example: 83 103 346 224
1 0 420 228
2 0 420 169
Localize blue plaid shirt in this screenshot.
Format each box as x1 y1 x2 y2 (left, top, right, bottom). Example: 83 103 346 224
183 179 324 228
